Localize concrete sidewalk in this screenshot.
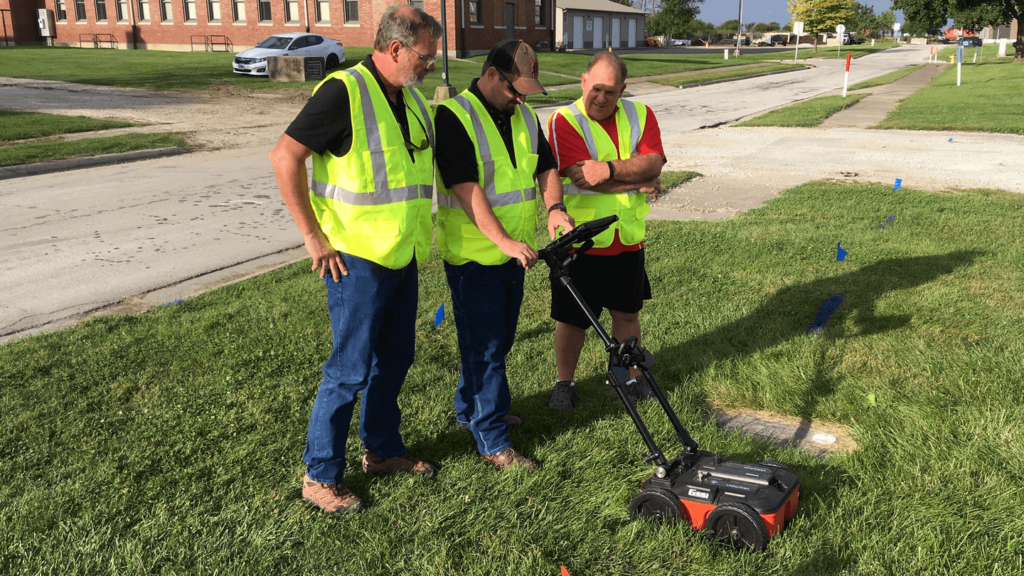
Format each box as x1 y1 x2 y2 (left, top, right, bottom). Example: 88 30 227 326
823 62 948 129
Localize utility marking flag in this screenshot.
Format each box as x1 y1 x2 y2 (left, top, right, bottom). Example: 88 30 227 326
807 294 845 335
878 214 897 229
893 178 902 191
837 242 847 261
434 303 444 328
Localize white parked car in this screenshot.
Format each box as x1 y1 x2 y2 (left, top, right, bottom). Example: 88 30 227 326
233 33 346 76
673 38 692 46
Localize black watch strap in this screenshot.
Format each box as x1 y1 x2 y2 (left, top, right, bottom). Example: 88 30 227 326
606 161 616 179
548 202 567 213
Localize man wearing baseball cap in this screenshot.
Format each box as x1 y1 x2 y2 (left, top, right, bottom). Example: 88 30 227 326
434 40 574 470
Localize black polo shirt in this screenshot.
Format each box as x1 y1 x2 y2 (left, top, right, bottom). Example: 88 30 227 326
434 79 559 189
285 55 416 160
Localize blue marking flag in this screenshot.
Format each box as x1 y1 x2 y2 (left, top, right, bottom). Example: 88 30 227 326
160 299 184 307
837 242 847 261
878 214 897 229
807 294 845 335
893 178 902 191
434 303 445 328
948 138 954 143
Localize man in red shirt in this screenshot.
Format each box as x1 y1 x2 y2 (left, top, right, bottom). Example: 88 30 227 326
545 52 666 411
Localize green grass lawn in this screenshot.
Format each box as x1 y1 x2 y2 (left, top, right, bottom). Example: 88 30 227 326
0 110 138 142
649 63 806 87
0 133 188 167
0 44 890 96
849 64 924 91
734 94 869 127
4 181 1024 574
876 58 1024 134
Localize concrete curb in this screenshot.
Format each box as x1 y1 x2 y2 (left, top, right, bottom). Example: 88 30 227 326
0 147 190 181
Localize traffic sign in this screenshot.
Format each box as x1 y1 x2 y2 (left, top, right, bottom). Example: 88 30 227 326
793 21 804 36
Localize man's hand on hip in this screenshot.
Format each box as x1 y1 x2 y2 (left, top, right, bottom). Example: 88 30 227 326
304 231 348 281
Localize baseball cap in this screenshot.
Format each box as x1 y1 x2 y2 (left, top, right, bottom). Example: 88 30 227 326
485 39 547 95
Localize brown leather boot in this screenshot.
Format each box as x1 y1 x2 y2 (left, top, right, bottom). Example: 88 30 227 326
302 474 365 514
480 447 537 470
362 449 437 476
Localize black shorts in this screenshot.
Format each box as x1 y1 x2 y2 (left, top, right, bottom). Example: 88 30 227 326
550 249 652 329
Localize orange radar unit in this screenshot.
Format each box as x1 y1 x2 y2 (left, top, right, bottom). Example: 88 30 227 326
539 216 802 552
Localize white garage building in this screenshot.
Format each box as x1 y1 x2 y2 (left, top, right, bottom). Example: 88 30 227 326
556 0 648 50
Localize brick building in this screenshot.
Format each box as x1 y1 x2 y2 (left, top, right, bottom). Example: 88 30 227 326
0 0 555 55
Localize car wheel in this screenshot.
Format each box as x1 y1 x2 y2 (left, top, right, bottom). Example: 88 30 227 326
326 54 340 69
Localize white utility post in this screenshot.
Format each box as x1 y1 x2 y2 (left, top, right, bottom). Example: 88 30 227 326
792 21 803 63
734 0 744 57
836 23 846 57
893 22 901 45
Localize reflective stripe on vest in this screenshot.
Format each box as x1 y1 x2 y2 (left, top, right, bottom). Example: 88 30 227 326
435 96 537 210
311 68 434 205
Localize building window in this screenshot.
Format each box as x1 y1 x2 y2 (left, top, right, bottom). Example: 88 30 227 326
137 0 150 20
534 0 544 26
285 0 298 23
468 0 480 24
95 0 108 21
116 0 128 20
183 0 196 21
74 0 87 21
231 0 244 22
344 0 357 23
207 0 221 21
314 0 329 23
408 0 423 10
160 0 172 22
56 0 68 20
257 0 271 22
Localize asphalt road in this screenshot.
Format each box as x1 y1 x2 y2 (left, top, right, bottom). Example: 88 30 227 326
2 43 990 342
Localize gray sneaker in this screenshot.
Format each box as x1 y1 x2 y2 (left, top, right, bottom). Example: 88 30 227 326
628 374 657 401
548 381 579 411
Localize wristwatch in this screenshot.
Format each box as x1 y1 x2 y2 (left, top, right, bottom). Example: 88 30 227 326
548 202 567 213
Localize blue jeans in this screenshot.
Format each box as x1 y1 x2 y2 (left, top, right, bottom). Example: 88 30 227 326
302 253 418 484
444 260 524 456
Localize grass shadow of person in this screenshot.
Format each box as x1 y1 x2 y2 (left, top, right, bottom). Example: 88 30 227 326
507 250 980 462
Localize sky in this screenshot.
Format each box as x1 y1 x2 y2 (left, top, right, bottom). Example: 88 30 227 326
697 0 905 27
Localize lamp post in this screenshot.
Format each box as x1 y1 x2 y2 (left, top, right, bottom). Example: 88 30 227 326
734 0 744 57
435 0 457 102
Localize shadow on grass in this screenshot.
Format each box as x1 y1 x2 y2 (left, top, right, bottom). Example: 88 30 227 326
424 252 983 515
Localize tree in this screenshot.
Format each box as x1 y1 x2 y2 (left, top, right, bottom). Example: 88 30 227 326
717 18 740 33
646 0 705 37
769 21 782 30
892 0 1023 60
788 0 855 50
753 22 771 32
848 1 878 34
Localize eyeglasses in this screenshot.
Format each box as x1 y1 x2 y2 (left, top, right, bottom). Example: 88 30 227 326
404 44 437 67
403 99 430 152
496 68 525 100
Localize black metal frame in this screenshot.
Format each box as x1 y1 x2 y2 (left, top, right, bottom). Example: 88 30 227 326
538 215 699 470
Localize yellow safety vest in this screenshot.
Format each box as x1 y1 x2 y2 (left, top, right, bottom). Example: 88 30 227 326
435 90 540 266
307 63 434 269
551 98 649 248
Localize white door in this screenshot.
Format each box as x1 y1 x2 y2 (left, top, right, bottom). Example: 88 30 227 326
611 18 620 48
593 17 603 49
573 16 584 49
628 19 637 47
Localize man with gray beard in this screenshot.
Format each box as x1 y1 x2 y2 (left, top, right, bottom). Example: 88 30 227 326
269 4 442 515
